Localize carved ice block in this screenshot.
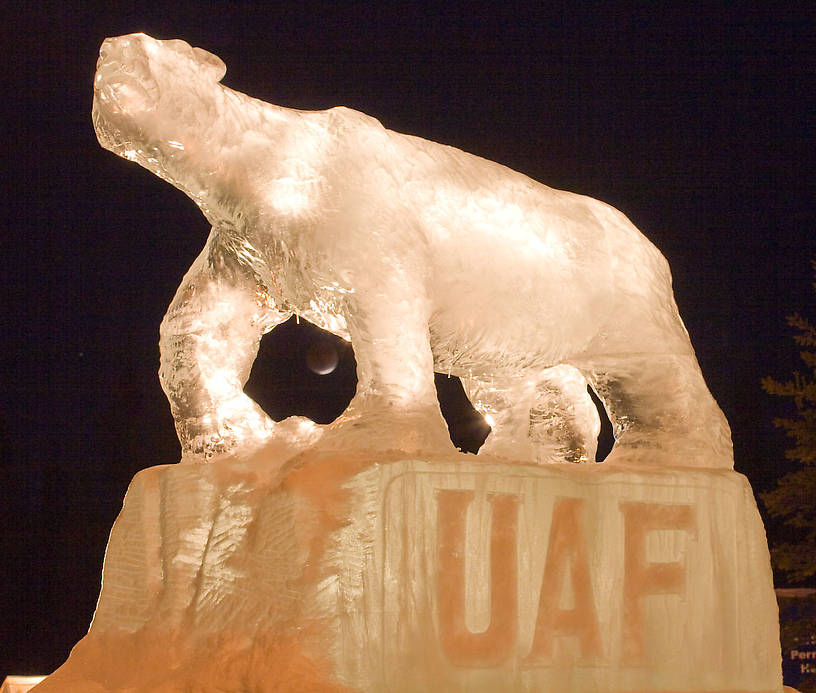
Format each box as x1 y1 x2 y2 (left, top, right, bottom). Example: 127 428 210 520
36 454 782 692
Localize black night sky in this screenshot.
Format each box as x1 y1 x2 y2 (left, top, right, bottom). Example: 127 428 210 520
2 1 815 677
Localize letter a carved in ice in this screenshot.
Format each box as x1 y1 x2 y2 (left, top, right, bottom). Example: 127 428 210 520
92 33 733 468
526 497 603 663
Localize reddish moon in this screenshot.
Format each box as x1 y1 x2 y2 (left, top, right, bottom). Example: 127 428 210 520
306 341 339 375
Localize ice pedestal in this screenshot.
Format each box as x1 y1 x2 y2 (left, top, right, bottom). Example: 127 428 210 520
36 453 782 692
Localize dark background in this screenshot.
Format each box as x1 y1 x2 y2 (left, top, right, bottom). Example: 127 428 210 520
2 0 814 677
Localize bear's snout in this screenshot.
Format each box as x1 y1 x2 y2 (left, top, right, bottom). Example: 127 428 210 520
99 33 148 67
94 34 159 119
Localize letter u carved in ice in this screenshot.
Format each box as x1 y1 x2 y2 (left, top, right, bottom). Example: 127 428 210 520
436 489 519 667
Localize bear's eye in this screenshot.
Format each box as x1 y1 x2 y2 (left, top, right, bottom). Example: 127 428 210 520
163 39 194 59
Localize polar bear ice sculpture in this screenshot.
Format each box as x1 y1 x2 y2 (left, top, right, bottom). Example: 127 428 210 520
92 33 733 468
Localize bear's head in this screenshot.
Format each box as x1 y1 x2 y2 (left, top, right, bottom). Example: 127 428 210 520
92 33 227 180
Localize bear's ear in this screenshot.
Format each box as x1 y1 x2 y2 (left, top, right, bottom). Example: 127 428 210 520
193 46 227 82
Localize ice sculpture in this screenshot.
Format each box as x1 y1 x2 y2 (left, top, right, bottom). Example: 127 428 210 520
31 34 786 693
91 33 733 468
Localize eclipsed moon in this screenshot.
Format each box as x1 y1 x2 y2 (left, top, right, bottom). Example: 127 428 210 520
306 341 339 375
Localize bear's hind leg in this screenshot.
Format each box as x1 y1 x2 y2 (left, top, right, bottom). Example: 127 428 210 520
582 352 733 468
528 365 600 464
462 377 538 462
463 368 599 464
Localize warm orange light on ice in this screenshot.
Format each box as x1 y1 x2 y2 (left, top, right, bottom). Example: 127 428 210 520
1 676 46 693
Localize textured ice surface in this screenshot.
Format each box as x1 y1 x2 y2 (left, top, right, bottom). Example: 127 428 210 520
39 34 781 693
92 32 733 467
34 453 781 692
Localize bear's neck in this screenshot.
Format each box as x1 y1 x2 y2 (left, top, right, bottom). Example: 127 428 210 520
150 86 304 227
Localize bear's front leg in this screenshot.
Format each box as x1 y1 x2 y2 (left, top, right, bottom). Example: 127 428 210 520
320 277 455 455
159 228 317 462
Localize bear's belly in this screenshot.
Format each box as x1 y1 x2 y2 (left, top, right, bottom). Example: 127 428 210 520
428 303 601 380
427 261 613 379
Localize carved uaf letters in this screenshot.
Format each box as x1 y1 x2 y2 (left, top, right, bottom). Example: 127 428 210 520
434 491 698 668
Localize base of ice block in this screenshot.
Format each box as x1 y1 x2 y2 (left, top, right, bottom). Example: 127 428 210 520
35 450 783 692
